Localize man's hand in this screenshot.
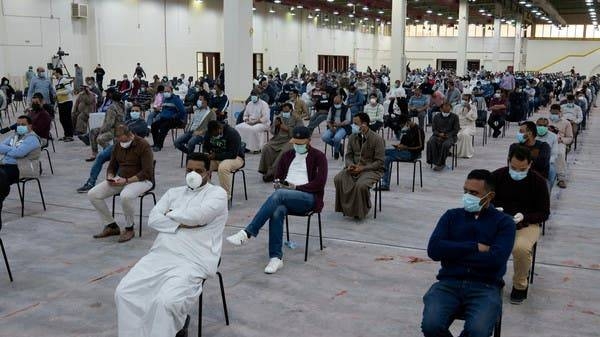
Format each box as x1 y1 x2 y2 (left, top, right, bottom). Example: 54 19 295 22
394 144 407 150
353 165 364 174
208 153 215 160
478 243 490 252
513 212 524 224
193 130 203 136
281 181 296 190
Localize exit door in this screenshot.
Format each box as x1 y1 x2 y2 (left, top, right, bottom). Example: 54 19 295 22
197 52 221 80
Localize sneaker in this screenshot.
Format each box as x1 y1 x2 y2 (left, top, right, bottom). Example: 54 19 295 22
264 257 283 274
118 228 135 243
557 180 567 189
77 182 94 193
78 134 90 146
510 287 528 305
226 230 250 246
152 146 162 152
63 137 74 142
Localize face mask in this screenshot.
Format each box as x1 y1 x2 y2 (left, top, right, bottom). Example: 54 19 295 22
516 132 526 144
351 124 361 134
196 100 204 108
441 112 450 118
334 104 342 109
549 114 560 122
370 98 377 104
120 140 133 148
509 168 528 181
536 126 548 136
463 193 487 213
250 95 258 103
163 92 172 99
16 125 28 135
186 171 204 190
140 88 146 92
282 112 291 119
293 144 308 154
31 103 41 110
38 72 46 78
130 111 141 120
463 100 470 105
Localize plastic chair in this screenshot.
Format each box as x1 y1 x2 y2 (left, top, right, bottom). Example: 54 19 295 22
390 157 423 192
197 259 230 337
17 177 47 217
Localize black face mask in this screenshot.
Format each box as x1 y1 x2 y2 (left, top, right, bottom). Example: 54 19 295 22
32 103 41 110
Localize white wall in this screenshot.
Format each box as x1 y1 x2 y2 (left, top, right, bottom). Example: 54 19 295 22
524 39 600 76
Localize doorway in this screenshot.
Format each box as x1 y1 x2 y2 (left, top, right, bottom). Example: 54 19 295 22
318 55 349 73
197 52 221 80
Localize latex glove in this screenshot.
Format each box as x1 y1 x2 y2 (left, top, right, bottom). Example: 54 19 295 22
513 212 524 224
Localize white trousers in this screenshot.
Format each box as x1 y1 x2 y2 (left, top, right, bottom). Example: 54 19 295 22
235 122 269 152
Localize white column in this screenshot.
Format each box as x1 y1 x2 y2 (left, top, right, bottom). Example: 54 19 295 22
223 0 253 112
456 0 468 76
513 21 523 71
492 18 501 72
390 0 407 83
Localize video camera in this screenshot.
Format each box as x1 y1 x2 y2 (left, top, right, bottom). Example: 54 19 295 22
56 47 69 58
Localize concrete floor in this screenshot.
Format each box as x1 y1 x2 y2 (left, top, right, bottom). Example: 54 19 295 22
1 104 599 337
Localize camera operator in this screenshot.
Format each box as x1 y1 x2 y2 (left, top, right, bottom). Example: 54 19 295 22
54 68 74 142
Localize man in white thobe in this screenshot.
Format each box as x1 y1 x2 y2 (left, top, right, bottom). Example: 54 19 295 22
115 152 228 337
236 90 271 152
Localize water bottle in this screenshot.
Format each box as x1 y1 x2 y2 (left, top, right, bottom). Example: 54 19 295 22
285 240 298 249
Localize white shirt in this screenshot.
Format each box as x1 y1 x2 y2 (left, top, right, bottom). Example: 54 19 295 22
537 132 558 164
561 103 583 124
285 152 309 186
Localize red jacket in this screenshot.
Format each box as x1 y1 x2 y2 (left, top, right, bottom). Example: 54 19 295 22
29 108 52 140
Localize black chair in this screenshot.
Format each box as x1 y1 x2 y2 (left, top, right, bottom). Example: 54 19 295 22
41 142 54 175
111 161 157 237
373 180 382 219
529 242 538 284
0 207 13 282
323 138 346 158
451 143 458 170
229 165 248 208
541 221 546 236
198 260 230 337
17 177 47 217
389 157 423 192
285 211 323 262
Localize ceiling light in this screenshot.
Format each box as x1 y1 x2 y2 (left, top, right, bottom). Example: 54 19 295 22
252 7 256 11
525 3 532 7
289 6 294 11
378 10 384 14
486 13 492 16
478 8 485 13
348 13 354 17
308 13 313 18
376 18 381 21
274 0 281 3
500 18 506 22
324 15 329 21
269 7 275 13
363 6 369 11
387 21 391 25
333 11 339 15
338 19 343 24
535 12 542 16
327 0 334 2
587 2 594 5
315 8 320 12
297 5 303 8
426 9 433 14
447 16 453 20
347 2 354 7
519 0 527 4
437 12 442 16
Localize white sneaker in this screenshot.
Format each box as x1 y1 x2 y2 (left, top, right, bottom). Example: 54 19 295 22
226 230 250 246
264 258 283 274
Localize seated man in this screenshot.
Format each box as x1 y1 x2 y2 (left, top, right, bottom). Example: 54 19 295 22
226 126 327 274
306 88 332 134
115 152 227 337
492 146 549 305
422 169 515 337
321 95 351 160
334 113 385 220
509 121 551 180
203 121 245 201
560 94 583 136
363 93 385 132
76 105 149 193
134 82 154 112
258 103 303 182
288 89 308 120
487 90 507 138
209 83 229 121
236 90 271 153
1 93 52 146
408 87 430 128
549 105 574 189
377 114 425 191
454 93 477 159
0 115 41 185
151 85 186 152
174 93 215 155
426 103 460 171
88 124 154 243
535 117 558 191
84 92 125 161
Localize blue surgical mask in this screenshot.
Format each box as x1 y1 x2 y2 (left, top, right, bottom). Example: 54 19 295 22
401 126 409 133
130 111 141 120
38 72 46 78
282 112 291 119
463 193 485 213
549 114 560 122
16 125 28 135
334 104 342 109
509 168 528 181
536 126 548 136
293 144 308 154
250 95 258 103
163 92 172 99
351 124 361 134
516 132 526 144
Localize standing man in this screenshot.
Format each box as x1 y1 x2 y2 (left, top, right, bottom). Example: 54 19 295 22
88 124 154 243
492 146 549 304
334 113 385 220
115 152 227 337
27 66 55 105
25 66 35 88
94 64 106 91
422 170 515 337
54 68 75 142
74 64 84 93
426 103 460 171
134 62 146 79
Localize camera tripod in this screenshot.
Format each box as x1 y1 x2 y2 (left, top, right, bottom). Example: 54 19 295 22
55 56 71 77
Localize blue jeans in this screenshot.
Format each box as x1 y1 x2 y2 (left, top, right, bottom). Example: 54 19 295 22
88 144 114 185
245 189 315 259
382 149 414 187
421 280 501 337
547 162 557 192
321 128 347 155
306 113 328 134
146 111 158 126
174 131 203 154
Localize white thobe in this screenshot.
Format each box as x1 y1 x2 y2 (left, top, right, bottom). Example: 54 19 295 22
454 103 477 158
236 99 271 151
115 183 228 337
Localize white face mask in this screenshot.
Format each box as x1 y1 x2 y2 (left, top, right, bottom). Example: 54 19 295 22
370 98 377 104
186 171 204 190
120 140 133 148
441 112 450 117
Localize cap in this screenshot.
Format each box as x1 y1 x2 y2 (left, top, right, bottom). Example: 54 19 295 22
289 126 311 145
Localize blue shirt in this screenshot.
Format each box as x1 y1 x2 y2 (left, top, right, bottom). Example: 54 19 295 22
0 132 41 165
427 207 516 287
27 76 56 103
408 95 429 110
160 95 186 121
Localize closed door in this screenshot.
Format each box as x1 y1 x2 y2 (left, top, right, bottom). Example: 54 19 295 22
197 52 221 80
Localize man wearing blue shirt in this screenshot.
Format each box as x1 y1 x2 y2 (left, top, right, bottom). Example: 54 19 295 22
0 115 41 185
408 87 430 128
27 67 56 105
421 169 516 337
150 85 186 152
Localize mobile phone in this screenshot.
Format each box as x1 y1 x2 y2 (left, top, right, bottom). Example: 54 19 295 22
107 178 116 182
281 180 290 187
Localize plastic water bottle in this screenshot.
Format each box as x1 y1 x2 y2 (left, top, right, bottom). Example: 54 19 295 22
285 240 298 249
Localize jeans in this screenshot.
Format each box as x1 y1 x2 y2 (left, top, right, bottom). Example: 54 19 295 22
321 128 347 155
547 162 557 192
306 113 328 134
421 280 502 337
245 189 315 259
174 131 204 154
88 145 114 185
382 149 414 187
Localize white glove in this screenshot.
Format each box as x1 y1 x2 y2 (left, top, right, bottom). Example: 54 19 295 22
495 207 504 212
513 212 524 224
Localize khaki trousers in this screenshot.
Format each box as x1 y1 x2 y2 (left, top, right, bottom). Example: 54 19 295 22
209 157 244 199
556 143 567 180
88 180 153 227
512 224 540 290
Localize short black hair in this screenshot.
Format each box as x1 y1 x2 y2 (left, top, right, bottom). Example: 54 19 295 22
54 68 63 75
508 145 533 163
467 169 495 192
186 152 210 170
207 120 223 135
17 115 32 124
566 94 575 101
550 104 561 111
157 85 165 92
354 112 370 125
32 92 44 101
112 91 123 102
199 92 211 102
520 120 537 137
131 103 142 109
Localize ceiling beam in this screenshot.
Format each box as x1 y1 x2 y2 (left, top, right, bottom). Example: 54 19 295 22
531 0 568 25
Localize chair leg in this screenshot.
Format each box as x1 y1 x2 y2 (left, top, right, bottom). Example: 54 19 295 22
373 183 378 219
35 178 46 211
304 214 311 262
217 271 230 325
18 182 25 217
542 221 546 236
45 149 54 174
139 196 144 237
494 308 502 337
285 215 290 242
395 161 399 186
411 161 416 192
378 181 382 211
112 195 116 218
0 238 13 282
530 242 537 284
241 170 248 200
318 213 323 251
198 292 203 337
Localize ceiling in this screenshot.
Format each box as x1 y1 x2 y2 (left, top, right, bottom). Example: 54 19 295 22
255 0 593 26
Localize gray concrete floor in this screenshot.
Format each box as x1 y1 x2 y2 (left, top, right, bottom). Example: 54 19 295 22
1 104 599 337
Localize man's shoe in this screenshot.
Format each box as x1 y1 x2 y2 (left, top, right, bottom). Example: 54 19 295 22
76 182 94 193
78 134 90 146
374 185 390 191
262 174 274 183
118 228 135 243
433 165 445 171
85 156 97 162
175 315 191 337
510 287 528 305
93 225 121 239
64 137 74 142
264 257 283 274
333 151 340 160
152 146 162 152
226 230 250 246
557 180 567 189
